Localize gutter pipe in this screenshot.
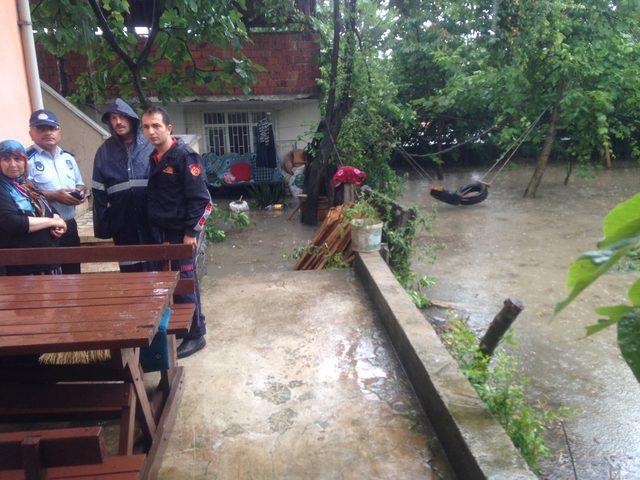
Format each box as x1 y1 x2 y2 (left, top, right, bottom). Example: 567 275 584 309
17 0 43 110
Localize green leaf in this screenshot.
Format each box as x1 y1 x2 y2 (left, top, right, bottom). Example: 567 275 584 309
598 193 640 248
594 304 634 319
618 312 640 383
586 318 620 336
628 278 640 305
555 237 639 313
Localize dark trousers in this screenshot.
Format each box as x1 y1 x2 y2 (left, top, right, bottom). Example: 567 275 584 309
161 229 206 340
59 218 81 274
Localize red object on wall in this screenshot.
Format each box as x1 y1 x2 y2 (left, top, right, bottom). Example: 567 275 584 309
230 162 251 182
37 32 320 98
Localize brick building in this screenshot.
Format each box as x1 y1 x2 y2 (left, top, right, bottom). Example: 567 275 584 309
37 2 321 158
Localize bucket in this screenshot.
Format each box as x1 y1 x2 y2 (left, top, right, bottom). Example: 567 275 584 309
350 220 383 252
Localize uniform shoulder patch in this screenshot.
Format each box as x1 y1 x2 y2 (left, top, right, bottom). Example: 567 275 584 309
65 159 74 169
34 161 45 172
189 164 202 177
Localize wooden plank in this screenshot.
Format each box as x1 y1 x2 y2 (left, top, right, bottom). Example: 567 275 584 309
141 366 185 480
0 329 156 356
0 383 132 415
0 282 176 296
166 304 195 336
0 271 178 285
0 320 160 336
0 304 164 324
45 455 145 479
0 288 172 303
0 244 194 266
0 427 105 470
0 297 162 311
172 279 195 296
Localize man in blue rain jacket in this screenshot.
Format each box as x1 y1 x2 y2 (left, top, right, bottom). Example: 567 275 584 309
92 98 159 271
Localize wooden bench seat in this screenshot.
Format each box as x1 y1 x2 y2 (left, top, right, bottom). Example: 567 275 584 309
168 304 196 336
0 427 144 480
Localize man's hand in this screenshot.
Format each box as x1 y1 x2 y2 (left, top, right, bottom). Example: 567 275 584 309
46 189 82 206
183 234 198 248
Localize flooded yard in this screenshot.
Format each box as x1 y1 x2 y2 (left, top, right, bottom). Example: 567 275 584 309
401 163 640 479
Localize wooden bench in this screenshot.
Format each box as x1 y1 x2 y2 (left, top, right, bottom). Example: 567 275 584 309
0 426 144 480
0 245 199 479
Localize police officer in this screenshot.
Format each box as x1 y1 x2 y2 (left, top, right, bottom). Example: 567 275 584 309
27 109 85 274
141 106 212 359
92 98 158 272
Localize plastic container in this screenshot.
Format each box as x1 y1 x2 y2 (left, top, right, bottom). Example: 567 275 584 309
230 200 249 212
350 219 383 252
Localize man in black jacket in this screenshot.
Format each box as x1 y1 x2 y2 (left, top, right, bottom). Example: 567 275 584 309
92 98 159 272
141 106 212 358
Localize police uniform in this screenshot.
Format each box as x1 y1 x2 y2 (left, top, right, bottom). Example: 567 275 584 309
27 144 84 273
148 138 212 344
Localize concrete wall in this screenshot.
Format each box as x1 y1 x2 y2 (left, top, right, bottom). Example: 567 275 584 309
42 82 110 216
173 100 320 157
0 1 33 145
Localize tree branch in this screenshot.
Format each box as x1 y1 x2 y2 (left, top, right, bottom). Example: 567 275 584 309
137 0 165 65
87 0 136 70
325 0 341 123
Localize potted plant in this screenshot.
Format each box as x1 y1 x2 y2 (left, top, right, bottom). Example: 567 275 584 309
343 199 383 252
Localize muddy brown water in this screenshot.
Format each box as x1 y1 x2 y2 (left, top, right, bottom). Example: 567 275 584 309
401 163 640 479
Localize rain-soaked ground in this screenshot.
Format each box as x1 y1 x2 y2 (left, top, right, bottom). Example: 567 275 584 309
158 204 455 479
400 163 640 479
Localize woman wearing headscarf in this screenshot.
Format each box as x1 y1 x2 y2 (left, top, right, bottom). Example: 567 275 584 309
0 139 67 275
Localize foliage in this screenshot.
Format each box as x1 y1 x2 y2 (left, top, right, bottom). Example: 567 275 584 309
30 0 293 106
248 182 285 209
388 0 640 188
343 198 380 226
285 243 350 269
204 204 251 243
443 318 556 472
557 192 640 383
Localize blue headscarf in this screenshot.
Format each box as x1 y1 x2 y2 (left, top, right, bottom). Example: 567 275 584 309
0 139 36 214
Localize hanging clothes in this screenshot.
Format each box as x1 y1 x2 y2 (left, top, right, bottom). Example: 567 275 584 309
255 117 277 168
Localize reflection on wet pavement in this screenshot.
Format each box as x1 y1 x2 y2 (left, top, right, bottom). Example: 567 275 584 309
401 164 640 479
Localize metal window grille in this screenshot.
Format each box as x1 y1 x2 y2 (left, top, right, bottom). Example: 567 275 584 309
203 111 268 155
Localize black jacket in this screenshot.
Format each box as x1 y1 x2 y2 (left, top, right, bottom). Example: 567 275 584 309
92 98 158 245
147 139 212 236
0 183 60 275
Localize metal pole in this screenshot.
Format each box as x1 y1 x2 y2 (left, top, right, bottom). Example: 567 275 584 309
16 0 43 110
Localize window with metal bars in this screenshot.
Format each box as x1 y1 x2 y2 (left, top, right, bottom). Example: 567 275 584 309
203 112 269 155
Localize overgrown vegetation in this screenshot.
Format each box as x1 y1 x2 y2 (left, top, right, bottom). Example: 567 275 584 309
248 183 285 209
285 244 350 269
443 318 558 472
204 205 251 243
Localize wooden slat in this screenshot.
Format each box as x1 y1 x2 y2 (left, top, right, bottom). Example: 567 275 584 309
0 329 156 356
0 427 105 470
45 455 145 479
0 297 162 311
0 288 171 303
0 383 132 416
167 304 195 335
0 304 164 324
0 244 193 266
0 282 176 296
0 271 178 285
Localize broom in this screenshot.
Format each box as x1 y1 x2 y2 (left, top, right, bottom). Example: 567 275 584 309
39 349 111 365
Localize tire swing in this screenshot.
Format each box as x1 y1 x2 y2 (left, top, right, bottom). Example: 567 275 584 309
430 181 489 206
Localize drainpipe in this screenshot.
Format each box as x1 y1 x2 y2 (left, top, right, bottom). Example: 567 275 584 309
17 0 43 110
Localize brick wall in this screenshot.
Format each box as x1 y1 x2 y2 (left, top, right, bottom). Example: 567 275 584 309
37 32 320 99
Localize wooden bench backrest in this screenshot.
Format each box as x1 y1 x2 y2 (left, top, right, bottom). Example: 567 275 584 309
0 245 193 267
0 244 196 297
0 426 106 472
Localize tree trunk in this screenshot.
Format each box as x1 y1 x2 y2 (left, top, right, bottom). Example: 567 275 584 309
563 157 573 186
523 78 566 198
56 55 69 97
479 298 524 357
604 142 612 169
435 119 445 180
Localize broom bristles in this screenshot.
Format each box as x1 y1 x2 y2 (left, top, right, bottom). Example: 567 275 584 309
39 349 111 365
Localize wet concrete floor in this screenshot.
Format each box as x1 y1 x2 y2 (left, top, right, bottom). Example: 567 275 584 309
159 210 454 479
400 163 640 479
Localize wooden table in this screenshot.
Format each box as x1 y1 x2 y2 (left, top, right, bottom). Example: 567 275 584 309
0 271 186 479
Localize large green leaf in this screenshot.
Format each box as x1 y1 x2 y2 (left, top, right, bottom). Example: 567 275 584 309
598 193 640 248
555 237 640 313
628 278 640 305
618 311 640 383
586 318 620 336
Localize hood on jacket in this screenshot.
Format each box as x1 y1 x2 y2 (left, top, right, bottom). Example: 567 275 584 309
101 98 140 136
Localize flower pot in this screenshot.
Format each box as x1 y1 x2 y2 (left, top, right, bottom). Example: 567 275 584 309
350 220 383 252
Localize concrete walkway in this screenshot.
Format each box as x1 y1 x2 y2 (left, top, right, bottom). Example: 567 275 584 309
158 269 453 479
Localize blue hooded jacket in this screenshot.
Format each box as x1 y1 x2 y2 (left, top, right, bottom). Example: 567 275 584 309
91 98 158 245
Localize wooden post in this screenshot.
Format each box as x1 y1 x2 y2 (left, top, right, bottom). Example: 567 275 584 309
479 298 524 357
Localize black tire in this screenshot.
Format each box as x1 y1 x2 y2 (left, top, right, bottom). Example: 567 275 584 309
456 182 489 205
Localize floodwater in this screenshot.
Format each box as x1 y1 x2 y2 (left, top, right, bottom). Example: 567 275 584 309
401 163 640 479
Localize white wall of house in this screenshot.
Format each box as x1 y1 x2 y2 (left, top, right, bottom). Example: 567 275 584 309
164 99 320 159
